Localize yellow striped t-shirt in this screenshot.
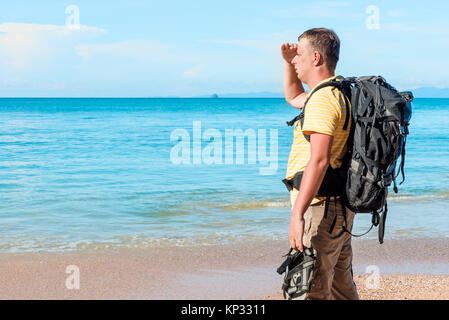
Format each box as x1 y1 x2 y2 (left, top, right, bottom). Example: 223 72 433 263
287 75 351 206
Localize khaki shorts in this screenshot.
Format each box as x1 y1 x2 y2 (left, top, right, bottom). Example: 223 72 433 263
290 191 359 300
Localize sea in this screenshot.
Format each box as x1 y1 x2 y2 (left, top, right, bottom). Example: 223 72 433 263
0 97 448 252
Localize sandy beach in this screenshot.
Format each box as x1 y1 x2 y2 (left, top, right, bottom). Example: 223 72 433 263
265 275 449 300
0 237 448 300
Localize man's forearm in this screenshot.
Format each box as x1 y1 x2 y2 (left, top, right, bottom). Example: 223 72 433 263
283 61 305 103
291 158 329 218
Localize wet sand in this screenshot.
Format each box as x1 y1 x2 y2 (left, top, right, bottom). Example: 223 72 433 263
0 237 448 299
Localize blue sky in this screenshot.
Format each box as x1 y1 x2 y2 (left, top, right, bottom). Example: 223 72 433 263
0 0 448 97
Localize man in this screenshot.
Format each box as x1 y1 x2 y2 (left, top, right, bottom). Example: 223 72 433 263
281 28 359 300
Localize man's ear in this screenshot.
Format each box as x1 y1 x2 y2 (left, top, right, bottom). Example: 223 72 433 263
313 51 322 67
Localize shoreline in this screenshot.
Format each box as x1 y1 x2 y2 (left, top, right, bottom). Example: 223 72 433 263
0 237 448 299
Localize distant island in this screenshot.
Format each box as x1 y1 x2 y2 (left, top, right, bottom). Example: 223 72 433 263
195 91 283 98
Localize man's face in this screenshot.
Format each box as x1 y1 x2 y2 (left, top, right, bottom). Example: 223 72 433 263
291 37 315 82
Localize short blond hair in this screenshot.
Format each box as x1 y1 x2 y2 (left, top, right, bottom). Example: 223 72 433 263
299 28 340 71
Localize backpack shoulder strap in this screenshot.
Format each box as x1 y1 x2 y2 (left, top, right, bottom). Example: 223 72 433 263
286 76 351 143
303 76 347 112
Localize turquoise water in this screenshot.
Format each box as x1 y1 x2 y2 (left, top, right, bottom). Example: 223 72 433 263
0 98 448 252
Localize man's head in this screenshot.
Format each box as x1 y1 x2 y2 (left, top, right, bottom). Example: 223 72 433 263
291 28 340 84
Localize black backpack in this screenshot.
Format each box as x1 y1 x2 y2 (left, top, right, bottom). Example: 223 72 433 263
283 76 413 244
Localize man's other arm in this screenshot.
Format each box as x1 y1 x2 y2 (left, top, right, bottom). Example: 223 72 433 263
289 132 333 250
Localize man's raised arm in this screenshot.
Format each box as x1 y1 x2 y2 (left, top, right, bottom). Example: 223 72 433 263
281 43 307 109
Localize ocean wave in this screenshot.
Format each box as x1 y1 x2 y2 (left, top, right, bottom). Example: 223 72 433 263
214 199 291 211
133 190 449 218
0 234 281 253
387 191 449 201
1 230 447 253
200 191 449 211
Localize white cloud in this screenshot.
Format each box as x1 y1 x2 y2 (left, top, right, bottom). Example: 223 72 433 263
0 22 105 36
182 65 205 79
0 22 106 70
0 22 202 95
